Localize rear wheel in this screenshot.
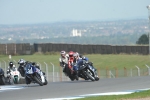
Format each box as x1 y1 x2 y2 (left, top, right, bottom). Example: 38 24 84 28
43 78 48 85
65 66 75 81
25 76 31 84
95 77 99 81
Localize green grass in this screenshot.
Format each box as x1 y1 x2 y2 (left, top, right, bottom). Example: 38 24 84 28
0 54 150 70
77 89 150 100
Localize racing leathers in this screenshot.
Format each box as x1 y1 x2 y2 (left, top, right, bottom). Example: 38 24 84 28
7 65 17 78
59 55 69 75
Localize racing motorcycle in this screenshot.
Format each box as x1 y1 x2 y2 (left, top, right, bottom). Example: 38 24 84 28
25 63 47 86
8 67 20 84
0 68 6 85
78 60 99 81
63 63 79 81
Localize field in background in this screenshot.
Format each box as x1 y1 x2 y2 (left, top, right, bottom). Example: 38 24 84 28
0 54 150 80
0 54 150 69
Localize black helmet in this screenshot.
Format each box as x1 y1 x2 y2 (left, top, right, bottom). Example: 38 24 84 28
32 62 36 66
9 62 13 67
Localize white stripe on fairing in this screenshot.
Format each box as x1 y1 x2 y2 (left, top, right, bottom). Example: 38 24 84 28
36 88 150 100
0 86 24 92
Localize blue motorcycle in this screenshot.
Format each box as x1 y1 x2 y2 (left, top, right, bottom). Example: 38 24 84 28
25 63 47 86
78 60 99 81
0 68 6 85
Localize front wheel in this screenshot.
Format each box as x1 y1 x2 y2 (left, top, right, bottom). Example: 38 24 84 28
0 76 6 85
33 75 43 86
14 77 19 84
9 77 14 85
85 70 95 81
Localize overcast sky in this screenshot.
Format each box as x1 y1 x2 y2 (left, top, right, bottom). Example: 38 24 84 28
0 0 150 25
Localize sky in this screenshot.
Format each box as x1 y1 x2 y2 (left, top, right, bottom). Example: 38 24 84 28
0 0 150 25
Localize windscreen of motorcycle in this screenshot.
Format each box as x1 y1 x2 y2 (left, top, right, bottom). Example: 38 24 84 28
26 64 33 74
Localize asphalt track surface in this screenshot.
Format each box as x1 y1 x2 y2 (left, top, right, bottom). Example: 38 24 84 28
0 76 150 100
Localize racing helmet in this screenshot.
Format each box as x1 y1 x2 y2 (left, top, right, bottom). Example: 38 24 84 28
68 51 74 57
60 50 66 55
9 62 14 68
19 59 25 65
60 50 66 57
74 52 79 57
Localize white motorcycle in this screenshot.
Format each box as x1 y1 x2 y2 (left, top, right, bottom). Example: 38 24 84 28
8 68 20 84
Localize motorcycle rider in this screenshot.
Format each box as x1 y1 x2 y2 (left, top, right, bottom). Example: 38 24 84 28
18 59 26 77
32 62 40 69
68 51 76 73
75 52 94 66
59 50 69 75
25 62 45 85
18 59 26 64
78 53 88 61
73 52 99 80
7 61 16 78
32 62 45 75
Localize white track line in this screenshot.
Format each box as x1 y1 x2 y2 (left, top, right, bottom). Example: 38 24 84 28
0 86 24 92
36 88 150 100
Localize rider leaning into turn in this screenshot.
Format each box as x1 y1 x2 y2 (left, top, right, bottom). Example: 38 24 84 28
68 51 77 73
59 50 69 75
73 52 97 74
18 59 26 65
17 59 27 77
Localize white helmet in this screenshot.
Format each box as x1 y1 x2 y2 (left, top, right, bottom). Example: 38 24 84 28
60 50 66 55
73 52 79 57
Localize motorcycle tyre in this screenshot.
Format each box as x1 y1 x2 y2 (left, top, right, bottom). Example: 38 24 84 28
33 76 43 86
95 77 99 81
9 77 14 85
25 76 31 84
43 78 48 85
14 77 19 84
0 76 6 85
86 71 95 81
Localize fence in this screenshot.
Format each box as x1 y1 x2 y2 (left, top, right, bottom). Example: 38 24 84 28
0 43 149 55
0 43 32 55
0 60 150 82
34 43 148 55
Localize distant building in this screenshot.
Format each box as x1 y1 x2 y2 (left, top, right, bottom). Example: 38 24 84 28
71 29 82 37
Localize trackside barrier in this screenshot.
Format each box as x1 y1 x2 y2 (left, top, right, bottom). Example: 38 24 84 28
44 62 49 81
145 64 150 75
135 65 140 76
50 62 54 82
109 71 115 78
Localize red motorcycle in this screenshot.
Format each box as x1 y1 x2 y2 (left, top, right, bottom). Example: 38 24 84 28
65 51 78 81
